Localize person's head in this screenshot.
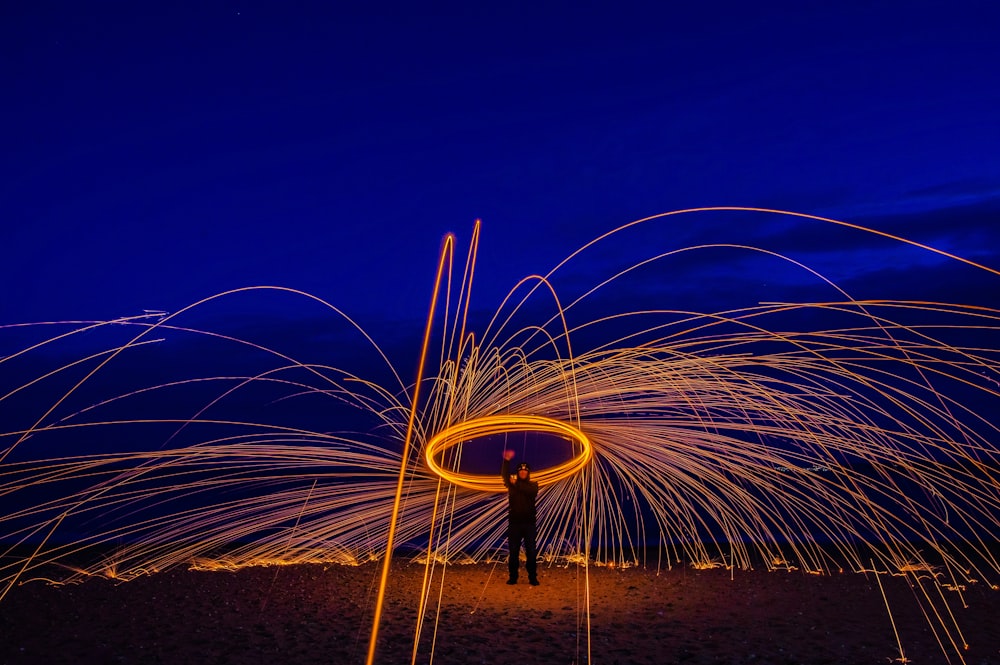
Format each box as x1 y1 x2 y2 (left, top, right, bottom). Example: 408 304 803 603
516 462 531 480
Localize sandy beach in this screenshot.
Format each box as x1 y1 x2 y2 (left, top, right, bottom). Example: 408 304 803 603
1 557 998 665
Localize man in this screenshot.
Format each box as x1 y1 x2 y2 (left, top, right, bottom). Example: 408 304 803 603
501 449 539 585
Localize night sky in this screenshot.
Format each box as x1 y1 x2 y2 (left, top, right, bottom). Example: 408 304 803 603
4 2 1000 358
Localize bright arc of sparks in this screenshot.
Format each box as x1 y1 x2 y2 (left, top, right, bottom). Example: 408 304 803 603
424 414 594 491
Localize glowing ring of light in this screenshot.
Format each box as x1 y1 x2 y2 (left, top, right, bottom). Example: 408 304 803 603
425 415 593 492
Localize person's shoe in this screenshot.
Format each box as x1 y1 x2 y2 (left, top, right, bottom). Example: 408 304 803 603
529 577 539 586
506 578 517 585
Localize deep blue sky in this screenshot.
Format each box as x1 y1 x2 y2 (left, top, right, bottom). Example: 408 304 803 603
4 1 999 347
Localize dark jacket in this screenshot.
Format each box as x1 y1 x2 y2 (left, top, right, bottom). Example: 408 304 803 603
502 458 538 521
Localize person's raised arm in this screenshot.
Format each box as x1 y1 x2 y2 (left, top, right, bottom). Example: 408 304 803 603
501 449 515 487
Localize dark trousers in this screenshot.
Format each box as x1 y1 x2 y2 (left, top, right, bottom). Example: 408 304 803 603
507 519 537 581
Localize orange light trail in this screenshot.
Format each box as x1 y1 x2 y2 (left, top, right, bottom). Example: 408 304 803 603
424 414 593 492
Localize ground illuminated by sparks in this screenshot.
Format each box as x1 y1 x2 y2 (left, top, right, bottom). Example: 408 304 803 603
2 208 999 664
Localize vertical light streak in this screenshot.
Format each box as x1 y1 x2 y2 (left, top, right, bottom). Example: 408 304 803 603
873 560 910 664
366 235 454 665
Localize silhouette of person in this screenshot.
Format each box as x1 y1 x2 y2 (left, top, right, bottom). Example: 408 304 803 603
501 449 539 585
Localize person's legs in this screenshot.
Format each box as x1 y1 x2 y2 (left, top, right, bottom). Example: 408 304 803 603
507 521 521 583
524 521 538 584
